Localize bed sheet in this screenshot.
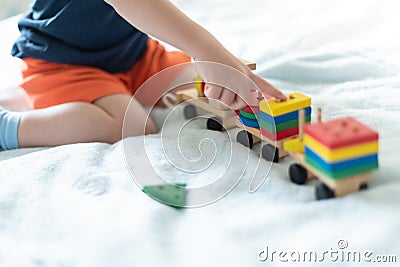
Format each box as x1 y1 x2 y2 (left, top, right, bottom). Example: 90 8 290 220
0 0 400 266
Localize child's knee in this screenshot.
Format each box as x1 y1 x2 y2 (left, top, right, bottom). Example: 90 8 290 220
93 94 155 141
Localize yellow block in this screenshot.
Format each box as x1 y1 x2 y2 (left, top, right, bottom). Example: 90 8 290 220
283 137 304 153
194 75 204 97
304 134 379 162
259 92 311 117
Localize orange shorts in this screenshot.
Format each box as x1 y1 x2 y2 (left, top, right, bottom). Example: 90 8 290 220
20 38 191 109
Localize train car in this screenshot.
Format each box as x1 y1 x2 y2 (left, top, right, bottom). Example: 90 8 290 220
236 92 312 162
284 109 379 200
163 60 256 131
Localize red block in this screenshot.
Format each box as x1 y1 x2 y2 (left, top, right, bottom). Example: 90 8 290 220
304 117 379 149
261 126 298 141
241 105 259 114
201 81 205 94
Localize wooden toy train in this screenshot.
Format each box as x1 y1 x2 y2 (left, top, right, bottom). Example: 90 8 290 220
162 60 379 200
235 93 379 199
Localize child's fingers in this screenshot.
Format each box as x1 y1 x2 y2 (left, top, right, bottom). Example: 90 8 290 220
230 95 247 110
194 60 286 108
203 84 222 100
219 88 236 107
251 74 287 101
204 84 236 110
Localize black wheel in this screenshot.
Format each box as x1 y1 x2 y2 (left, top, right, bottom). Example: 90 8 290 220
183 104 197 120
315 182 335 200
236 130 254 149
359 183 368 191
207 117 223 131
262 144 279 163
289 163 308 185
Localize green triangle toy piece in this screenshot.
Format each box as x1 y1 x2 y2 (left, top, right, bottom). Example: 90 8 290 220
142 183 187 208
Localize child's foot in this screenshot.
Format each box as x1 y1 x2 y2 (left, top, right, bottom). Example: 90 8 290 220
0 106 22 151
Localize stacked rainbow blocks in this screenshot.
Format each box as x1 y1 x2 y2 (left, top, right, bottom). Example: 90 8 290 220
259 92 311 141
237 90 260 128
304 117 379 179
238 105 260 128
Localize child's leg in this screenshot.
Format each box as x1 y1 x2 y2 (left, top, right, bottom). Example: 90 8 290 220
2 41 191 150
0 58 158 150
0 94 156 149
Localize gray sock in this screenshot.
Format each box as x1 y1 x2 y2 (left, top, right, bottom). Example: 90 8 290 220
0 108 21 150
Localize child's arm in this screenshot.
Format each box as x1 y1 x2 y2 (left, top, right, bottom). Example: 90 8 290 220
105 0 287 109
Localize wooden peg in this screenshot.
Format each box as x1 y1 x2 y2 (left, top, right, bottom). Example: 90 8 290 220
249 90 259 106
257 90 263 100
317 107 322 123
299 109 305 141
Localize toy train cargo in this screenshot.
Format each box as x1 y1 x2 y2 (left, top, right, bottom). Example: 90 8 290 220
284 109 379 200
236 92 312 162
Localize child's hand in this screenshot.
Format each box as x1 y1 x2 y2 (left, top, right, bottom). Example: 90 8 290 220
194 55 287 110
106 0 287 110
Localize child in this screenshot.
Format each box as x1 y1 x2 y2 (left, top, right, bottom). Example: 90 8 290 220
0 0 286 151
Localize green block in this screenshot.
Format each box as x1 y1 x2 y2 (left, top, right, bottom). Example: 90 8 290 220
143 183 187 208
305 157 378 180
239 109 258 120
260 116 311 133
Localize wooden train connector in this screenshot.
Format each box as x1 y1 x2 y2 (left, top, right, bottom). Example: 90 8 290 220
163 59 257 131
284 108 379 200
236 92 312 162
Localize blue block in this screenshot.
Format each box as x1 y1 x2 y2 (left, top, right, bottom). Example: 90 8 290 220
259 106 311 124
305 147 378 172
239 115 259 128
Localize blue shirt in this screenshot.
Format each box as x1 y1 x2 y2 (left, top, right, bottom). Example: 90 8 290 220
11 0 148 73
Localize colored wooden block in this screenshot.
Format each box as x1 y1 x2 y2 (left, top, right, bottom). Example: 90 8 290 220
260 126 298 141
259 107 311 125
194 75 205 97
260 116 311 133
259 92 311 117
304 117 379 149
283 137 304 153
239 115 259 128
143 183 187 208
304 134 379 162
242 105 259 114
305 156 378 180
305 147 378 172
239 109 258 120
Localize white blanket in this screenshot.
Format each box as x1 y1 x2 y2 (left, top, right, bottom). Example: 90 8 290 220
1 0 399 266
